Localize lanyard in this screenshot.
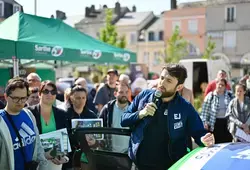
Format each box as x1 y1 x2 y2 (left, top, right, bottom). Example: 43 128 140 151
5 110 27 163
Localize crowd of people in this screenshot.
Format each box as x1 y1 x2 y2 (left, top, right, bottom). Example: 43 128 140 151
0 64 249 170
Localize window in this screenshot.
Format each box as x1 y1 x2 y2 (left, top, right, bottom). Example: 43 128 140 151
153 52 161 65
143 52 149 64
148 32 155 41
172 21 181 31
188 44 197 56
159 31 164 41
13 4 21 13
188 20 198 33
223 31 236 48
225 6 236 22
0 1 4 17
129 32 137 45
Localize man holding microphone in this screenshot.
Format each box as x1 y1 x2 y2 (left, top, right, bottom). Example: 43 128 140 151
121 64 214 170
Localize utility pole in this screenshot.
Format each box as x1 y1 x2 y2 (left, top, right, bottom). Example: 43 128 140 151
34 0 37 15
171 0 177 9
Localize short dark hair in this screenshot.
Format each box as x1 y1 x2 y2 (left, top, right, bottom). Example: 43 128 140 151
39 80 57 95
29 87 39 94
70 85 87 96
216 78 227 86
5 77 29 96
162 64 187 85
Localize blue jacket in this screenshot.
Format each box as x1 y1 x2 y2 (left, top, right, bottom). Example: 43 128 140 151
121 89 207 164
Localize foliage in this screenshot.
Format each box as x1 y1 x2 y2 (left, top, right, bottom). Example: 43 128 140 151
165 26 188 63
194 94 203 114
90 9 128 83
100 9 126 48
202 36 216 60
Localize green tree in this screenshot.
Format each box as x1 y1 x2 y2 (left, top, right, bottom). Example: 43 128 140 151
202 36 216 59
100 9 126 48
165 26 188 63
92 9 127 82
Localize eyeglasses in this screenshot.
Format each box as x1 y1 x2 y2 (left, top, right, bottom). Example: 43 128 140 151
9 96 28 103
42 89 57 95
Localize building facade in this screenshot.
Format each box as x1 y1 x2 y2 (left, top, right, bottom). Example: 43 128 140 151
164 6 206 58
75 2 130 39
206 0 250 77
0 0 23 22
136 14 166 73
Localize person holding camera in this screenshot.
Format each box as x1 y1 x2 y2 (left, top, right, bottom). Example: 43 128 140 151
0 77 47 170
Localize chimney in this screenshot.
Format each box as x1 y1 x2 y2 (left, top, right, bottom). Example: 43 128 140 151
132 5 136 12
115 2 121 16
90 5 95 12
56 10 66 20
85 7 90 17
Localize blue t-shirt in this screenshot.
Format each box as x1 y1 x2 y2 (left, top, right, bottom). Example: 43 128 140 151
0 109 36 170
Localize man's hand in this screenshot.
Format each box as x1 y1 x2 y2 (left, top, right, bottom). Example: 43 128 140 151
201 133 215 147
241 124 250 134
139 102 157 119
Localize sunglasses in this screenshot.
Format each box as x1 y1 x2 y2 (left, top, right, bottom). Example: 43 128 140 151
42 89 57 95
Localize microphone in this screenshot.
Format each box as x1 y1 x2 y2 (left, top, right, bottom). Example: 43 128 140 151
152 90 162 104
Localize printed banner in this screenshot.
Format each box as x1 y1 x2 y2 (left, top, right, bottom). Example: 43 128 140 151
71 119 103 140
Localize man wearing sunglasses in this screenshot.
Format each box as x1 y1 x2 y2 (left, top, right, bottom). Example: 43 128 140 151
0 77 47 170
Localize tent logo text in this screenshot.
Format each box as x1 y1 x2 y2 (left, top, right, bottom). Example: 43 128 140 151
113 53 130 62
34 45 63 57
80 50 102 59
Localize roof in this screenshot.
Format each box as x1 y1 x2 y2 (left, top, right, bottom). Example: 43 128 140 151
147 14 164 31
64 15 85 27
76 7 129 25
0 12 136 63
116 11 153 26
179 1 206 8
2 0 21 5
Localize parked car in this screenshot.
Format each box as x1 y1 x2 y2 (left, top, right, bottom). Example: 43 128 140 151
74 128 250 170
169 142 250 170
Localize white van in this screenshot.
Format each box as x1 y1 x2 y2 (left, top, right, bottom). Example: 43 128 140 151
179 59 231 97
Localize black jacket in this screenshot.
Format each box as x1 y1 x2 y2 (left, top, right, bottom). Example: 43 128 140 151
27 104 70 134
99 99 130 127
0 100 5 109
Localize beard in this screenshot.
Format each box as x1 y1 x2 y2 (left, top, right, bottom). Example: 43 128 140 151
158 86 177 98
117 96 128 104
161 91 176 98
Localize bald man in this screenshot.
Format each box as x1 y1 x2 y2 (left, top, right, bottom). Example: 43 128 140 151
27 72 41 88
74 77 97 114
75 77 87 88
119 74 132 102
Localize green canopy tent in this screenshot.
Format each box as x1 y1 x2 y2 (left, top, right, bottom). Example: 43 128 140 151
0 12 136 65
0 38 15 59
